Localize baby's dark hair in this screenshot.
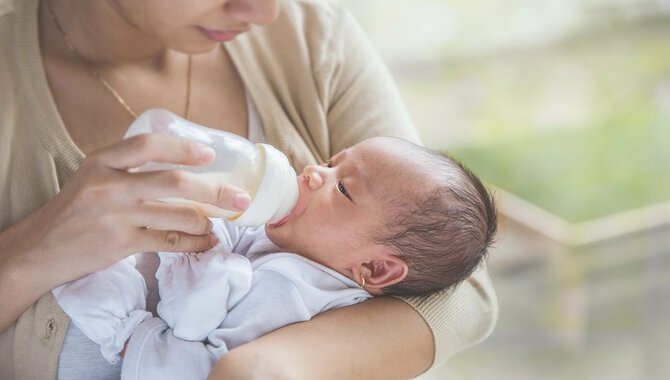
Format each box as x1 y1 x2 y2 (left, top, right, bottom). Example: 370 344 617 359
376 142 497 296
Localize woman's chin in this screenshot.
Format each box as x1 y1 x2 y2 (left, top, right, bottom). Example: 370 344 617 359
167 38 221 56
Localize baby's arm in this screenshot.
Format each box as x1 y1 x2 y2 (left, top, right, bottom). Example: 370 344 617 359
156 250 252 341
207 254 372 355
122 255 370 380
154 218 274 341
120 270 309 380
210 218 276 259
51 255 152 364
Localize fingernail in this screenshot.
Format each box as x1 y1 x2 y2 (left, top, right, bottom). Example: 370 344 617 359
207 219 213 232
198 145 215 162
234 193 251 210
209 233 219 246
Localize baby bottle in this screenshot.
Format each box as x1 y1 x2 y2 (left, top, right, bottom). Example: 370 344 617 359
124 109 298 227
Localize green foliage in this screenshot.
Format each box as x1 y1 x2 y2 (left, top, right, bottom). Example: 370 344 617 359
452 119 670 222
427 23 670 222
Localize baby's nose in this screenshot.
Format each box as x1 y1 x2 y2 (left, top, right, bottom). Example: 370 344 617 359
303 165 326 190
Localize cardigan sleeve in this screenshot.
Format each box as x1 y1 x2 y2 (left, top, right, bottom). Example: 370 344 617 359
396 265 498 368
316 4 499 369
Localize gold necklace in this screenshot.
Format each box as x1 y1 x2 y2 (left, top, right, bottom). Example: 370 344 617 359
45 0 192 119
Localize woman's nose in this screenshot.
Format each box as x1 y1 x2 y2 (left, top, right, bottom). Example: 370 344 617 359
302 165 327 191
224 0 280 26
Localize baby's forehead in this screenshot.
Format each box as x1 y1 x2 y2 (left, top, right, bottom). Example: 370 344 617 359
353 141 440 201
354 138 433 177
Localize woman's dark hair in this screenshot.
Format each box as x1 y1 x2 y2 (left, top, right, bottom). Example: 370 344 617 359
377 144 497 296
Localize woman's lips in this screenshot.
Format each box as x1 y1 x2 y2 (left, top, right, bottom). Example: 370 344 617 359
198 27 244 42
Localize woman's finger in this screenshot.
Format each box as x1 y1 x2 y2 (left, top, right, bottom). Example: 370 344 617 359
130 201 213 236
126 170 251 211
91 133 215 170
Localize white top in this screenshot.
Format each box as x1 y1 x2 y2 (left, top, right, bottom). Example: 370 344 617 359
123 220 371 380
54 218 370 380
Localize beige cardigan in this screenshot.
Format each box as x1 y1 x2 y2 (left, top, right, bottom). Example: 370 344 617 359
0 0 498 378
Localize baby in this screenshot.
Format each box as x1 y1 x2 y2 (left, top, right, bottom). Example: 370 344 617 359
53 136 497 379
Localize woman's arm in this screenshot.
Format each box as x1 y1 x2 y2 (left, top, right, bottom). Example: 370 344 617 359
0 134 249 333
209 297 434 379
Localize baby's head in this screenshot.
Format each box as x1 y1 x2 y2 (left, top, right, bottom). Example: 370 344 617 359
265 137 497 296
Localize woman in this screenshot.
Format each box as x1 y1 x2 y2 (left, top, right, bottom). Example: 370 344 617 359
0 0 498 378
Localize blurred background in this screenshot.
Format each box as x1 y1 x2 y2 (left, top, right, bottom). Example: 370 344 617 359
343 1 670 379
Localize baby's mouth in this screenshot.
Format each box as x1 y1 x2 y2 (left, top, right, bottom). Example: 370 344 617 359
267 212 291 229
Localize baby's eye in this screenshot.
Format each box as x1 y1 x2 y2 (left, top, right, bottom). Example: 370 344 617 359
337 181 351 201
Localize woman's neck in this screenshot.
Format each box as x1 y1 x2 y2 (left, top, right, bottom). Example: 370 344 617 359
44 0 167 68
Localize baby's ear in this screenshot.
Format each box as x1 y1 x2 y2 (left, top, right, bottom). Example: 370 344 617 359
362 250 408 291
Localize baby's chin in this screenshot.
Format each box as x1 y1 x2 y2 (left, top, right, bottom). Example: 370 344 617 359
264 225 289 249
262 227 309 259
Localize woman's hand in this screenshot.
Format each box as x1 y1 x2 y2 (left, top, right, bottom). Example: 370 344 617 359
0 133 250 333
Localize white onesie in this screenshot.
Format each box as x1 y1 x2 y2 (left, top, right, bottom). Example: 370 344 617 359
52 219 371 380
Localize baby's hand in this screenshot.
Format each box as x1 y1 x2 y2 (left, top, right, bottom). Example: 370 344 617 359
52 256 151 364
